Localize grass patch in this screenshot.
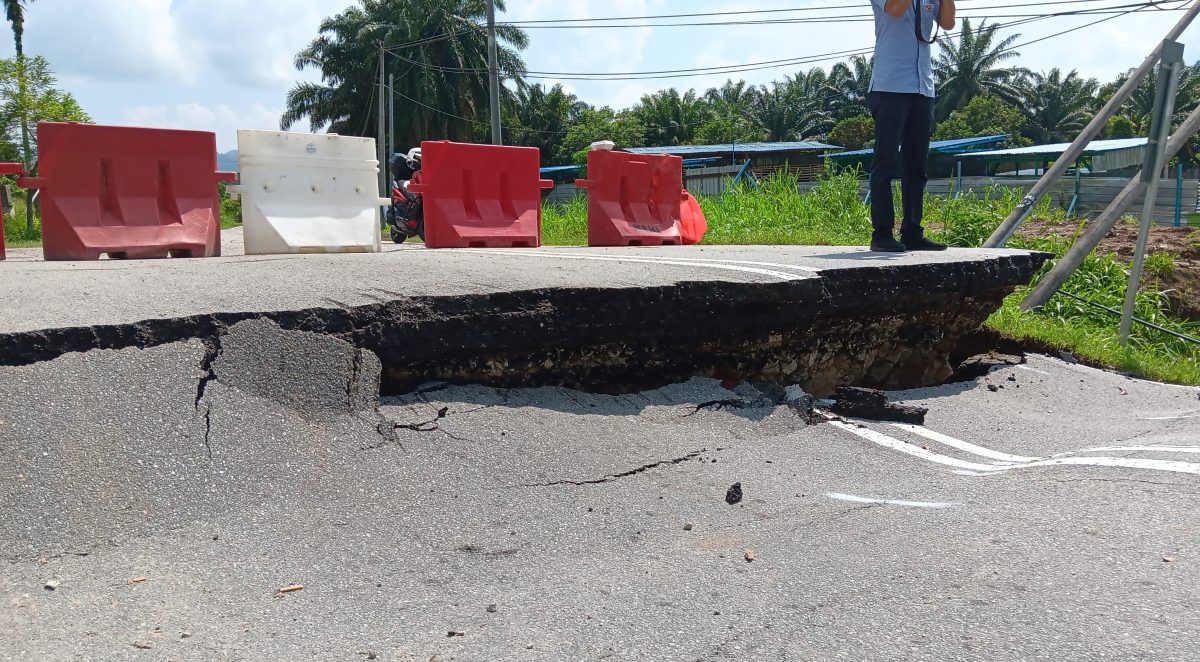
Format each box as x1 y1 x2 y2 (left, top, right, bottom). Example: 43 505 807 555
220 184 242 229
542 170 1200 384
2 197 41 246
989 296 1200 384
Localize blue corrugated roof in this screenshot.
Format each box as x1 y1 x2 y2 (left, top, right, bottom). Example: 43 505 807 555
826 134 1009 159
540 165 581 175
539 156 721 177
963 137 1148 159
626 141 841 156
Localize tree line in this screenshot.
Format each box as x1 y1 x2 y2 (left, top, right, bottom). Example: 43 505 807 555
284 1 1200 167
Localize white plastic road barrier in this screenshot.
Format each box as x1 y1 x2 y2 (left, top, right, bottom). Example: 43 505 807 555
231 130 389 255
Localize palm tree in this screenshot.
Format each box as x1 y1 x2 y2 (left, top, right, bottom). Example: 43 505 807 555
633 88 711 146
704 79 760 110
1100 65 1200 136
4 0 34 234
933 18 1028 121
503 83 587 163
698 79 764 144
828 55 874 121
753 76 829 142
282 0 528 147
1019 68 1099 144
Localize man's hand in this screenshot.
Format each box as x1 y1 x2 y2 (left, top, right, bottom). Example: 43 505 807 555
939 0 957 29
883 0 909 18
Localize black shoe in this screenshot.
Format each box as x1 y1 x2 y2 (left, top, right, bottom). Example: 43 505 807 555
902 235 947 251
869 236 907 252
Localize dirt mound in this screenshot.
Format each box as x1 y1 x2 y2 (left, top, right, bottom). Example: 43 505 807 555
1020 219 1200 321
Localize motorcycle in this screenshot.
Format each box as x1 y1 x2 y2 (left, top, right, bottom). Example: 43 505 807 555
384 147 425 244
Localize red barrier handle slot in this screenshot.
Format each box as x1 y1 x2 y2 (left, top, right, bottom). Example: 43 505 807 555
216 171 240 183
0 163 25 176
575 179 591 189
538 179 555 190
16 176 46 189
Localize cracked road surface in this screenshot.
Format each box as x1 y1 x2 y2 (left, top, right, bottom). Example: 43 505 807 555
2 339 1199 660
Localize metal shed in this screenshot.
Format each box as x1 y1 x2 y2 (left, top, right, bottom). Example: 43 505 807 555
963 138 1150 176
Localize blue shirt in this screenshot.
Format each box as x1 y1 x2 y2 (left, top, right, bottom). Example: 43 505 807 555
869 0 939 98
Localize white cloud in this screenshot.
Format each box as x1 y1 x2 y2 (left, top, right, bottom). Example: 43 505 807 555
514 0 654 106
121 102 282 151
170 0 347 88
15 0 196 83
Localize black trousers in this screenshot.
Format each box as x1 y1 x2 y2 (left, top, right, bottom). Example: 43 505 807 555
868 91 934 240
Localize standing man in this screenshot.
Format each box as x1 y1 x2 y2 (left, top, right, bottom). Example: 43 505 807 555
867 0 956 252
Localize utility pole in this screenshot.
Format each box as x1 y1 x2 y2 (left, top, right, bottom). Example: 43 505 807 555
487 0 502 145
378 44 387 197
388 73 395 164
1121 40 1184 345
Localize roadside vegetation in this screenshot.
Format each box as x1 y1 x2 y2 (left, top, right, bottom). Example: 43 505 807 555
543 171 1200 385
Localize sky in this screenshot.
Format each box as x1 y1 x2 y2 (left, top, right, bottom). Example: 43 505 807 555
2 0 1198 151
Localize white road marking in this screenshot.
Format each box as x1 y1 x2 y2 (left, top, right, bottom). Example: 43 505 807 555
538 250 824 273
827 492 957 509
1078 445 1200 455
892 423 1041 463
825 420 998 472
998 456 1200 475
457 250 808 281
1142 414 1200 421
1016 364 1050 375
825 415 1200 477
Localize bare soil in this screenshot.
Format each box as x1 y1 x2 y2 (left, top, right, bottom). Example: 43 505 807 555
1020 219 1200 322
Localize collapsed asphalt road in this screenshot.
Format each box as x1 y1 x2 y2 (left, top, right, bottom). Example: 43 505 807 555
2 319 1198 661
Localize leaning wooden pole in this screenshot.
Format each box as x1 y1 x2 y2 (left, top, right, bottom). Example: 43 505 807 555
984 1 1200 248
1021 95 1200 310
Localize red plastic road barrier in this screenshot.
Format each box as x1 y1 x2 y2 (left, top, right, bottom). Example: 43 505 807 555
680 190 708 245
576 150 686 247
407 141 553 248
7 122 237 261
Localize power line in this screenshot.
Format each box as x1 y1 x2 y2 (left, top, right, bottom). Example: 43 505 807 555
502 6 1168 30
390 16 1052 77
500 0 1145 24
385 7 1152 81
384 2 1169 138
525 5 1183 80
380 1 1184 81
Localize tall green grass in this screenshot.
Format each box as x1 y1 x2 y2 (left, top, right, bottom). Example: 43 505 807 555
2 198 41 246
541 171 1200 384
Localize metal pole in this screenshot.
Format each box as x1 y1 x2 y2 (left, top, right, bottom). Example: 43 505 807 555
984 2 1200 248
388 73 395 169
1021 94 1200 310
487 0 502 145
1121 40 1184 345
1176 161 1184 227
378 44 387 197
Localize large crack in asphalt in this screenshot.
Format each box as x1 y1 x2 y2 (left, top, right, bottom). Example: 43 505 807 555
194 335 224 459
0 253 1052 398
